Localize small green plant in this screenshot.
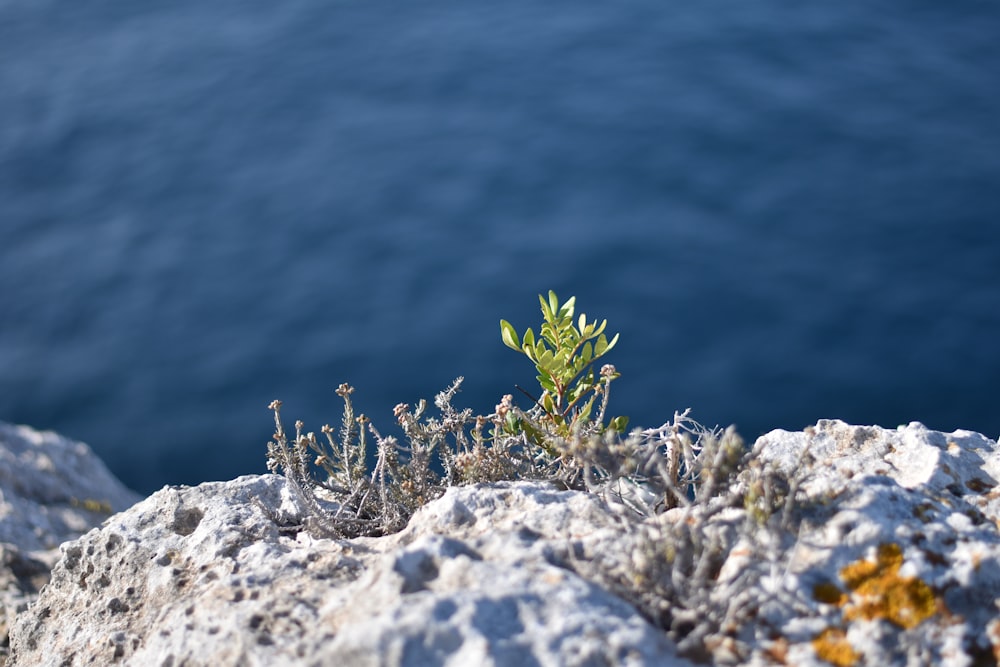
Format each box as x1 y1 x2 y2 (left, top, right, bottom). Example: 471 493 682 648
264 289 808 664
500 291 628 441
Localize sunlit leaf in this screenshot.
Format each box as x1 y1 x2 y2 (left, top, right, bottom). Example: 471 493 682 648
547 291 559 319
523 327 536 352
560 295 575 319
522 341 537 364
555 347 571 366
500 319 521 351
541 322 557 346
604 332 620 354
594 333 608 357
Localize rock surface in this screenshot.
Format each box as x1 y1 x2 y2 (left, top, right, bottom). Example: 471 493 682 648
6 420 1000 666
743 420 1000 666
8 476 686 666
0 422 141 665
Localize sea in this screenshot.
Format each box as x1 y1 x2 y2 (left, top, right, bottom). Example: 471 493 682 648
2 0 999 495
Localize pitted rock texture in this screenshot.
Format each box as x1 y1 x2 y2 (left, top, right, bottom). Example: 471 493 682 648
0 421 141 551
0 422 140 665
741 420 1000 666
7 420 1000 666
7 476 687 667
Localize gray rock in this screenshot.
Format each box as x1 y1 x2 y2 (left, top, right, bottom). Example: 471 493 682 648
0 421 141 665
7 476 688 667
734 420 1000 666
8 419 1000 666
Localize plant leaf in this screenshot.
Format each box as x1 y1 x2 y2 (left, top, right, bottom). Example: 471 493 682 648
522 327 536 352
594 332 620 357
609 416 629 433
576 395 596 424
500 319 521 352
561 295 576 319
604 332 620 354
540 321 558 346
546 291 559 319
594 333 609 357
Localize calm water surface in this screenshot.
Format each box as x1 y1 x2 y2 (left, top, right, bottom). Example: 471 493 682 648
2 1 999 493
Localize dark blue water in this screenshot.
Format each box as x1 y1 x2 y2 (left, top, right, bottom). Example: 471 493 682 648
3 1 1000 494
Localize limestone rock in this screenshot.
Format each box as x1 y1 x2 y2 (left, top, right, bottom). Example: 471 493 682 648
8 420 1000 666
7 476 688 667
0 422 141 665
737 420 1000 666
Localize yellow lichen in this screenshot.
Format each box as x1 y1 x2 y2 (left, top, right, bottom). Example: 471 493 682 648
839 542 938 629
813 627 860 667
70 497 113 514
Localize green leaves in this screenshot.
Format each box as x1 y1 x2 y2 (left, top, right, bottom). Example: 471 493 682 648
499 290 627 441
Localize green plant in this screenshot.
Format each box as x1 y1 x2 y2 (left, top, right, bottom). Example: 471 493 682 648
263 289 812 664
500 291 628 441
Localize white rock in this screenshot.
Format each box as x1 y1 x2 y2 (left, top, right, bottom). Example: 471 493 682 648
740 419 1000 666
0 421 141 665
7 419 1000 666
7 476 689 667
0 421 141 551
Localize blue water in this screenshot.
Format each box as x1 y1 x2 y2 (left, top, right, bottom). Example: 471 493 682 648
3 1 999 494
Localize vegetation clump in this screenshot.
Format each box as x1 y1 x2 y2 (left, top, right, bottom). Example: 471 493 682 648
500 291 628 442
265 290 809 660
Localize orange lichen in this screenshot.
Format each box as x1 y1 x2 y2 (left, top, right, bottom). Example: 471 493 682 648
812 627 860 667
839 543 938 630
